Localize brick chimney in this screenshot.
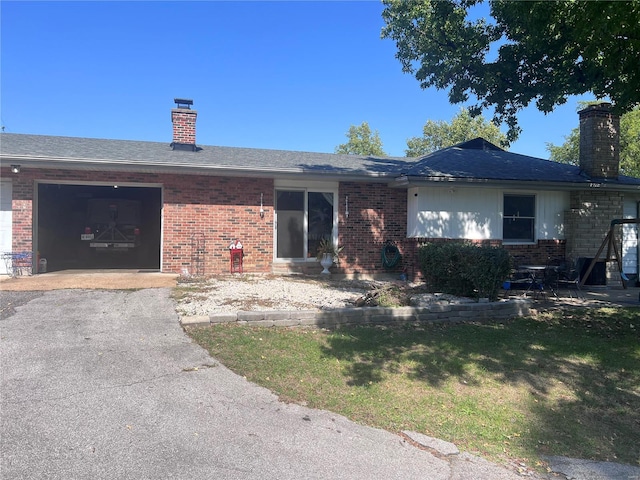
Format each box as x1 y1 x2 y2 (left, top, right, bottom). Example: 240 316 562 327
171 98 198 151
578 102 620 179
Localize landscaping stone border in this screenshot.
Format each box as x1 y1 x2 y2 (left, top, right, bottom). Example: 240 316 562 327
180 298 531 328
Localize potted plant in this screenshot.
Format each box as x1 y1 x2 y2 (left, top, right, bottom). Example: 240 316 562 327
316 238 343 274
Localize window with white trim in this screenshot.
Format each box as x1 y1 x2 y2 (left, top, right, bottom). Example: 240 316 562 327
503 194 535 243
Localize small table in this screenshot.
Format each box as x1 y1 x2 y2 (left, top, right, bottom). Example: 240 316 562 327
518 265 558 299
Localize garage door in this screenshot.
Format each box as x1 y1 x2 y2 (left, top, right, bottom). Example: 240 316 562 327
0 179 12 275
37 183 162 272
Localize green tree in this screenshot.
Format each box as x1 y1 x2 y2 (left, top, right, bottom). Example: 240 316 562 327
406 109 507 156
547 106 640 177
621 108 640 177
335 122 386 156
381 0 640 142
546 129 579 165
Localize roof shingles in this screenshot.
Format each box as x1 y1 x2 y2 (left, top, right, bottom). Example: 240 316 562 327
2 133 639 187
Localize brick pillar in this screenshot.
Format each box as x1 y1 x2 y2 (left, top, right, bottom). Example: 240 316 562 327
579 103 620 180
11 176 34 254
565 190 623 287
171 104 197 150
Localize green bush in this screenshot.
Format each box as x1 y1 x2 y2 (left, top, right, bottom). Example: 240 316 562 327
418 242 511 301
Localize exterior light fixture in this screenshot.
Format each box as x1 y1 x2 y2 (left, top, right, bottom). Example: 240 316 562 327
345 195 349 218
260 193 265 218
10 165 20 174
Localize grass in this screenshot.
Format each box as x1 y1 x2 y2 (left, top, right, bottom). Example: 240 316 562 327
186 307 640 471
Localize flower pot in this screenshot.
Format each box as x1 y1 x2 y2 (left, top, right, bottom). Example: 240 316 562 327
320 253 333 274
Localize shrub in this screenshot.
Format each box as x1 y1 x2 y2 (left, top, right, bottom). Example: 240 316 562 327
418 242 511 301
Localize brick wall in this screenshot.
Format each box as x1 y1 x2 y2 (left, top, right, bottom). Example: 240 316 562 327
8 172 34 253
2 167 274 275
337 182 408 276
4 169 416 277
503 240 566 265
579 103 620 179
171 108 197 145
565 189 624 286
162 174 273 274
3 167 577 279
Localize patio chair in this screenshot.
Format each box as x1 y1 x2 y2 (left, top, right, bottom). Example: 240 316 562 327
555 259 584 299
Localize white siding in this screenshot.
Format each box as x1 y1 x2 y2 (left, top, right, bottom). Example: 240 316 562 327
535 190 567 240
0 179 12 275
407 186 568 241
408 186 499 239
622 196 639 275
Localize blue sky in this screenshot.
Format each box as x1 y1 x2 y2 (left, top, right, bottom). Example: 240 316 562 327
1 1 592 159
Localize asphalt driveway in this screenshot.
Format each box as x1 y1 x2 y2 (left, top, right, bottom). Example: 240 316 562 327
2 288 536 480
4 287 640 480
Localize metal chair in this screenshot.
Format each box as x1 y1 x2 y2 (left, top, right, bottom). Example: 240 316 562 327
556 258 584 299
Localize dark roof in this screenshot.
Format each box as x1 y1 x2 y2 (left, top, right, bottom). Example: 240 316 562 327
2 133 640 189
0 133 414 181
399 138 640 187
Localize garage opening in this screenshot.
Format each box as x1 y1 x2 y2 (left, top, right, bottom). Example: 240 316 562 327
37 183 162 272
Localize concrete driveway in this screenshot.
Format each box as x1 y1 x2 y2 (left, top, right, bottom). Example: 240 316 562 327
1 288 533 480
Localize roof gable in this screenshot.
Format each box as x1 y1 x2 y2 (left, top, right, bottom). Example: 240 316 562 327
454 137 503 151
404 137 640 186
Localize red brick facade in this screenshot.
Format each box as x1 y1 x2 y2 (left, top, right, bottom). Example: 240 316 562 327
11 175 33 253
162 174 274 274
4 167 417 276
337 182 408 276
502 239 566 266
171 108 197 145
3 167 275 275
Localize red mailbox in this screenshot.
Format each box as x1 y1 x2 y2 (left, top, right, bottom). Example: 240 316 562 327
229 239 243 274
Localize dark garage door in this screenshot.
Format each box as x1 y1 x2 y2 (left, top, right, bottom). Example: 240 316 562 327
37 184 162 272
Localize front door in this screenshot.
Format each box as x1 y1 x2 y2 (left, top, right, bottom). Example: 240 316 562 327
275 189 335 260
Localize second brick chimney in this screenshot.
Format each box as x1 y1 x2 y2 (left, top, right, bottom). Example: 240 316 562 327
171 98 198 151
578 103 620 180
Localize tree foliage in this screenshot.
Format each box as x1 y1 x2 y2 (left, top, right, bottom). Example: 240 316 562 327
546 128 579 165
622 109 640 177
406 109 507 156
335 122 386 156
381 0 640 142
547 106 640 177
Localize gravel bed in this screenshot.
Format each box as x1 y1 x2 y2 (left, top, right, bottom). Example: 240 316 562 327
175 275 372 316
174 274 470 317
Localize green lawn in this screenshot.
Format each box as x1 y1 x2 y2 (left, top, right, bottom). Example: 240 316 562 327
186 307 640 471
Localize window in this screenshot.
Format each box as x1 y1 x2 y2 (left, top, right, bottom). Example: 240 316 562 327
307 192 334 258
503 194 535 242
275 189 335 259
